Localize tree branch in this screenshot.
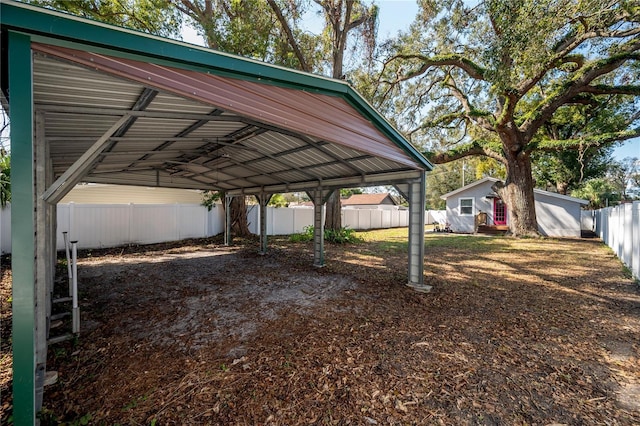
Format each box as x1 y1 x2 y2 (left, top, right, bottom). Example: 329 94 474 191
534 127 640 152
266 0 311 72
442 75 495 131
425 140 505 165
522 51 640 141
581 84 640 96
388 53 487 81
516 8 640 96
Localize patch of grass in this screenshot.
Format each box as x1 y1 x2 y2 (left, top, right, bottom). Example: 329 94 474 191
621 264 634 280
424 234 506 251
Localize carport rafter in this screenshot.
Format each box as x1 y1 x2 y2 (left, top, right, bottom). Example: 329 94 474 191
42 114 132 204
198 152 289 187
36 103 244 122
123 108 225 170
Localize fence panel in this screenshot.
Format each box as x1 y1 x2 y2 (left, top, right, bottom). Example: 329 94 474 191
633 203 640 280
593 201 640 281
207 205 225 237
69 204 131 249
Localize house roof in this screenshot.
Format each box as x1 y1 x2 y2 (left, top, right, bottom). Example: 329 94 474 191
440 177 589 205
0 0 432 202
342 193 397 206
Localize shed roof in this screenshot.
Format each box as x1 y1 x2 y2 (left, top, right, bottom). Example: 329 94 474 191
1 0 431 200
342 193 398 206
441 177 589 205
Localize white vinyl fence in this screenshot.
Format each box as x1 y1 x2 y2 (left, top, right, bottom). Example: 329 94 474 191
591 201 640 281
0 203 424 254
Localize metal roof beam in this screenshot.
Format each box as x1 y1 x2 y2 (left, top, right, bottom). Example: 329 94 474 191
111 88 157 138
195 152 288 186
298 154 373 172
42 114 132 204
35 104 243 122
164 159 270 188
226 169 422 195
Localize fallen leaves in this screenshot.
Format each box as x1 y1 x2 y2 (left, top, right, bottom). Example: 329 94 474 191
1 232 639 424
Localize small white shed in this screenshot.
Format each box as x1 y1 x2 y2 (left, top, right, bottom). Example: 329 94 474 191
441 177 589 237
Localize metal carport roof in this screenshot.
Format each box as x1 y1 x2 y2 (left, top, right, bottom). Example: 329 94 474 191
0 0 432 423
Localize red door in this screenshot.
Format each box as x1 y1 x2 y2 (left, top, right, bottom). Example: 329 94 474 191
493 198 507 225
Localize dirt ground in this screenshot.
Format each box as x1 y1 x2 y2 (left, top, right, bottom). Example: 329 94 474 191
1 229 640 425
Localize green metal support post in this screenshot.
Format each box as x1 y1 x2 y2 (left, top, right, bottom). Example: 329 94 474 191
224 195 232 246
9 31 37 424
256 194 272 255
396 172 430 292
306 189 333 268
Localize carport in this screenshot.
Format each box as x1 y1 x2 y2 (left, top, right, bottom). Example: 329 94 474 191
0 1 432 422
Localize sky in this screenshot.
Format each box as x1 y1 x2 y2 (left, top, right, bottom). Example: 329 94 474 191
181 0 638 161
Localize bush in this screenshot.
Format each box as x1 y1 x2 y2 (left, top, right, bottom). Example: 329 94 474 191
289 226 361 244
324 227 361 244
289 225 315 242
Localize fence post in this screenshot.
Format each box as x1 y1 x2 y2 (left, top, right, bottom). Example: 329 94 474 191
633 201 640 280
127 203 134 244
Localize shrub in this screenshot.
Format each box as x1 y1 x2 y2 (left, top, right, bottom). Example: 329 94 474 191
289 226 361 244
324 227 361 244
289 225 315 242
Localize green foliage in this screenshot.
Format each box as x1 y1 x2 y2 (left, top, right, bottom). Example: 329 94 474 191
268 193 288 208
0 149 10 208
606 156 640 200
37 408 93 426
289 225 314 243
532 146 612 194
340 188 363 197
324 226 361 244
571 178 620 209
201 190 222 211
27 0 182 37
289 225 362 244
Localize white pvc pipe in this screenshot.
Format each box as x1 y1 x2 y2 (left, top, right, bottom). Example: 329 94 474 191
63 231 72 296
71 241 78 308
71 241 79 334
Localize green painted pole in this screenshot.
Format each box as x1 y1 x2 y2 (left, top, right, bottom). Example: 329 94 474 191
9 31 36 425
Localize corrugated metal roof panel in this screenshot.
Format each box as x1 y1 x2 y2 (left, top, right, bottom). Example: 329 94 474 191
27 44 428 194
146 92 214 114
33 43 421 169
124 118 197 137
185 121 248 138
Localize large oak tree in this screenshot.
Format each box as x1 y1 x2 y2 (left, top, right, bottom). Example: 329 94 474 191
381 0 639 236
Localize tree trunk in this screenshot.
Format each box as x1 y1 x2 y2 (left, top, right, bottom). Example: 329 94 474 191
325 191 342 230
230 196 252 237
556 181 569 195
492 150 540 237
